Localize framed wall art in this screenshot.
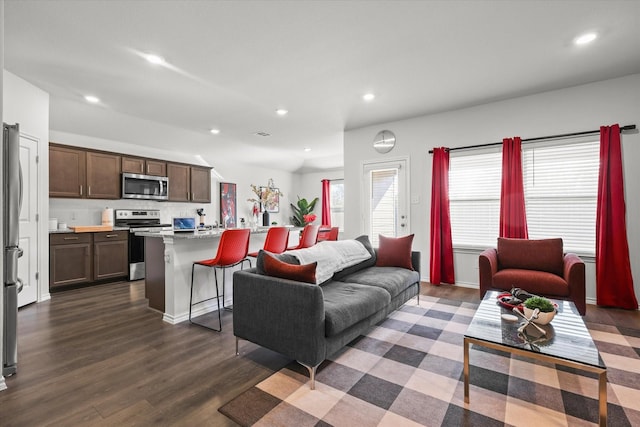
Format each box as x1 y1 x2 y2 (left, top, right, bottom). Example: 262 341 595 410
220 182 237 228
260 186 280 213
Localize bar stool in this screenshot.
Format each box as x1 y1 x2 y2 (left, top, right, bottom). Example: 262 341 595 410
248 226 290 257
189 228 251 331
287 224 320 250
317 226 339 242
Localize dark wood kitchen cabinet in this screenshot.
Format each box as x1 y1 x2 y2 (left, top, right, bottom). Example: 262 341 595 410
86 151 121 199
167 163 191 202
50 231 129 290
93 231 129 280
49 145 86 198
122 156 167 176
49 233 92 288
190 166 211 203
167 163 211 203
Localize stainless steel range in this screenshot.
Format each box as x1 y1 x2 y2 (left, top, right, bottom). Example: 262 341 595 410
115 209 171 280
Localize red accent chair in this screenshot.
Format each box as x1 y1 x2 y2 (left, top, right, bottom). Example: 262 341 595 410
287 224 320 250
479 237 586 315
317 226 339 242
190 228 251 331
248 226 290 257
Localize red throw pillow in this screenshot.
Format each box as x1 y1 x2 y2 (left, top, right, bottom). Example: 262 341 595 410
376 234 414 270
262 252 317 284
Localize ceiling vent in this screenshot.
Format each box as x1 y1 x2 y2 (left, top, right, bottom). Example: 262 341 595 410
253 131 271 137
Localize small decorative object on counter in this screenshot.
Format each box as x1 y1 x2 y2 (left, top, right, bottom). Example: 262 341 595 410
240 218 246 228
263 210 270 226
290 196 318 226
196 208 206 227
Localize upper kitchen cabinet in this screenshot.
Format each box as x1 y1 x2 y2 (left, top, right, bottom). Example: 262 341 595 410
49 144 86 198
190 166 211 203
86 151 121 199
167 163 212 203
167 163 191 202
122 156 166 177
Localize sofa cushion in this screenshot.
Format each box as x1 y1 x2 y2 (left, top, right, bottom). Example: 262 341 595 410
493 269 569 297
332 235 377 280
262 251 317 284
497 237 564 276
341 266 420 299
256 250 300 275
376 234 415 270
321 281 391 337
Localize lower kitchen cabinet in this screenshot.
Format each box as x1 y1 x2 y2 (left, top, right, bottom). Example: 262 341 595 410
93 231 129 280
49 233 92 288
50 231 129 290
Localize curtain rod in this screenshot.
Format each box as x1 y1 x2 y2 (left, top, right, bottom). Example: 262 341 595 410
428 124 636 154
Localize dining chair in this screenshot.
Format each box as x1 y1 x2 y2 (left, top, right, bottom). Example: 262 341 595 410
248 226 290 257
287 224 320 250
189 228 251 331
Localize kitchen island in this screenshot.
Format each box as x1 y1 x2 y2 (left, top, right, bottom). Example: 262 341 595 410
138 227 299 324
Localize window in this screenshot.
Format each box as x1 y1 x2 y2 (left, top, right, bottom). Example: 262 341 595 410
329 179 344 230
449 139 599 255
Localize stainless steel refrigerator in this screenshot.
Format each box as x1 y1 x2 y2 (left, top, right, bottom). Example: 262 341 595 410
3 122 23 377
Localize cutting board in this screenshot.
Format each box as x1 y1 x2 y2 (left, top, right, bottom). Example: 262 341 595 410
69 225 113 233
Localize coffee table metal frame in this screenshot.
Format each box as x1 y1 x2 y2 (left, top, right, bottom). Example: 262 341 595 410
463 292 607 427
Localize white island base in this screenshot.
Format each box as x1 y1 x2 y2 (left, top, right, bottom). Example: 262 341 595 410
141 227 299 324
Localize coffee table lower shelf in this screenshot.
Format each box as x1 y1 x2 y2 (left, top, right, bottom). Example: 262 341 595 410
463 336 607 427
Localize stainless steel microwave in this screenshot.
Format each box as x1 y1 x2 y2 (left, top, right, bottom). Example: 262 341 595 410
122 173 169 200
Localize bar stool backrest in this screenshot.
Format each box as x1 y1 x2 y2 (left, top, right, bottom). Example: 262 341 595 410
326 227 339 241
211 228 251 266
298 224 320 248
263 227 290 254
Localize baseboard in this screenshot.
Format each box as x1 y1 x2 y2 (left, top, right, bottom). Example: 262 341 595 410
162 297 233 324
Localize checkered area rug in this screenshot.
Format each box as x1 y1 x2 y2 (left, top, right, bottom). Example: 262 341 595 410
219 296 640 426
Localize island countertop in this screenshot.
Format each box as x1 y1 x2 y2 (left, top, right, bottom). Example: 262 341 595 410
136 225 298 239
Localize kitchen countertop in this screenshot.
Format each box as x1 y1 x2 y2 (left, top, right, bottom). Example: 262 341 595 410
49 226 129 234
136 226 297 239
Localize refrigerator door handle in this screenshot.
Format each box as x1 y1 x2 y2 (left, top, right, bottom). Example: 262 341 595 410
16 277 24 293
19 161 24 213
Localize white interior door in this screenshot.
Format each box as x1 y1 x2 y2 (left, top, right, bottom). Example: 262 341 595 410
362 159 409 247
18 134 38 307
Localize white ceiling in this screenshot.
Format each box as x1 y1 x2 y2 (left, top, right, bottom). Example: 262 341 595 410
4 0 640 172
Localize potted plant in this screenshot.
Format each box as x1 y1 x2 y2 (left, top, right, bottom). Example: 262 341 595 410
523 296 556 325
290 196 318 226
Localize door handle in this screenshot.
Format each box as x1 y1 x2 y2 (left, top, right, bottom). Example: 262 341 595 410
80 185 83 196
106 234 118 238
16 278 24 293
63 237 79 240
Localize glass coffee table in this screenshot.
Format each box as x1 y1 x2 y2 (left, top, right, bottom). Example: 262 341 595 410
464 290 607 426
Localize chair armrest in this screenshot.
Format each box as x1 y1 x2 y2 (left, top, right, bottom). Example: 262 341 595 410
563 253 586 315
479 248 498 297
233 269 327 366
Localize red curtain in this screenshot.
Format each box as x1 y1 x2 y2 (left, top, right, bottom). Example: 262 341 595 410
321 179 331 227
596 124 637 309
499 137 529 238
430 148 455 285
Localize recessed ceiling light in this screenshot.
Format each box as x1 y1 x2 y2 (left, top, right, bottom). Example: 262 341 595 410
84 95 100 103
363 93 375 101
574 32 597 46
143 53 166 65
276 109 288 116
209 128 220 135
304 147 312 152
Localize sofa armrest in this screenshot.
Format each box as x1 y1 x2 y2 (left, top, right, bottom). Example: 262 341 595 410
411 251 421 276
479 248 498 298
563 253 586 315
233 269 327 367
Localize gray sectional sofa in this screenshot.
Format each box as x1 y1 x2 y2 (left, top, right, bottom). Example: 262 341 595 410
233 236 421 389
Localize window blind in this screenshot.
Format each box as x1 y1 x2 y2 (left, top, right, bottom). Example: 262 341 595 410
370 168 398 246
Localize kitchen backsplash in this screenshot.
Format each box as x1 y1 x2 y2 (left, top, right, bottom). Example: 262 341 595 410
49 198 216 228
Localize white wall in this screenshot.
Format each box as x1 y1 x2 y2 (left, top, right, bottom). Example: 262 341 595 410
3 70 50 303
1 0 6 393
344 73 640 304
49 130 296 229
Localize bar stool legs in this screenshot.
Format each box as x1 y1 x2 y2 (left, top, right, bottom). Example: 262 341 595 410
188 258 251 331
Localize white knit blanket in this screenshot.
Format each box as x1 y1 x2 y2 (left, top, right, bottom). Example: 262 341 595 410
286 240 372 284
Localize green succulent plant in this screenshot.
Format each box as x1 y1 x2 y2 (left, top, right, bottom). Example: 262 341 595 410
290 196 319 226
523 296 555 313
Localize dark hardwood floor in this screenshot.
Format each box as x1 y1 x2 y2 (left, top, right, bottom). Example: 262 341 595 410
1 281 637 426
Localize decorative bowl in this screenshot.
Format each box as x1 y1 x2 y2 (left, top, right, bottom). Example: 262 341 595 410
523 306 556 325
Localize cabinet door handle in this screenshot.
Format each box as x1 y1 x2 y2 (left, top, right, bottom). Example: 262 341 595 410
192 192 195 200
88 186 91 196
106 234 118 238
63 237 79 240
79 185 83 196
